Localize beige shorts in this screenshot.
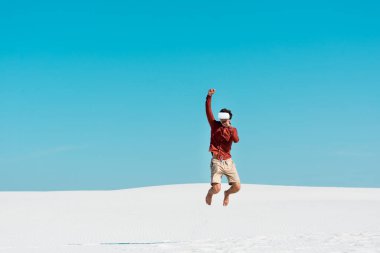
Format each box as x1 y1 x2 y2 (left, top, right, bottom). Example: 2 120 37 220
210 158 240 185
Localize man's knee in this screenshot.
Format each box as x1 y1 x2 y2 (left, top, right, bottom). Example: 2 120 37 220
212 183 221 194
232 183 241 192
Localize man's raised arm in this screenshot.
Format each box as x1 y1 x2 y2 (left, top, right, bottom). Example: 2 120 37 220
206 89 216 127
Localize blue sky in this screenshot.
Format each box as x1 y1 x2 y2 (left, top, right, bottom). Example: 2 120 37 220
1 0 379 190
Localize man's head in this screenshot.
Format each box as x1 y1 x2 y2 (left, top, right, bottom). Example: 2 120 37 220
218 108 233 126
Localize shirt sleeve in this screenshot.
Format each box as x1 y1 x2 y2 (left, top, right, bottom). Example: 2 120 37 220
205 95 215 127
230 127 239 143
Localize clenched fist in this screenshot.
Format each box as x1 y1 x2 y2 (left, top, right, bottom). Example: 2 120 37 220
208 89 216 96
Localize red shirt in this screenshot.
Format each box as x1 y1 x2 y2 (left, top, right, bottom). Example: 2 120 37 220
206 95 239 160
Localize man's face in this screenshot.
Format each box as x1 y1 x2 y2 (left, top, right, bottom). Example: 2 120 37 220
220 119 231 127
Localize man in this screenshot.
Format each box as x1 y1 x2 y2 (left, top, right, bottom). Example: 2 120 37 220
205 88 241 206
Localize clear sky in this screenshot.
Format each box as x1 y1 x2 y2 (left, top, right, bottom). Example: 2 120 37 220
1 0 379 190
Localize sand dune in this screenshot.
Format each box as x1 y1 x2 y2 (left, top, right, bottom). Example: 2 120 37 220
1 184 380 252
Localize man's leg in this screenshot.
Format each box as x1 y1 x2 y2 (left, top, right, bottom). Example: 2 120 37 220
223 182 241 206
205 183 221 205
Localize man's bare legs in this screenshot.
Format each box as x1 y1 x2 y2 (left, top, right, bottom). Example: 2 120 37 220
223 182 241 206
205 183 221 205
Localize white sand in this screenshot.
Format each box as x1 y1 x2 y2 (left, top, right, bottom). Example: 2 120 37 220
1 183 380 252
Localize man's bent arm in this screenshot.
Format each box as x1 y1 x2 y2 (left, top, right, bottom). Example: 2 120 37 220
231 127 239 143
206 95 215 127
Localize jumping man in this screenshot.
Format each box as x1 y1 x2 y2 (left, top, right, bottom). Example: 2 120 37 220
205 88 241 206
